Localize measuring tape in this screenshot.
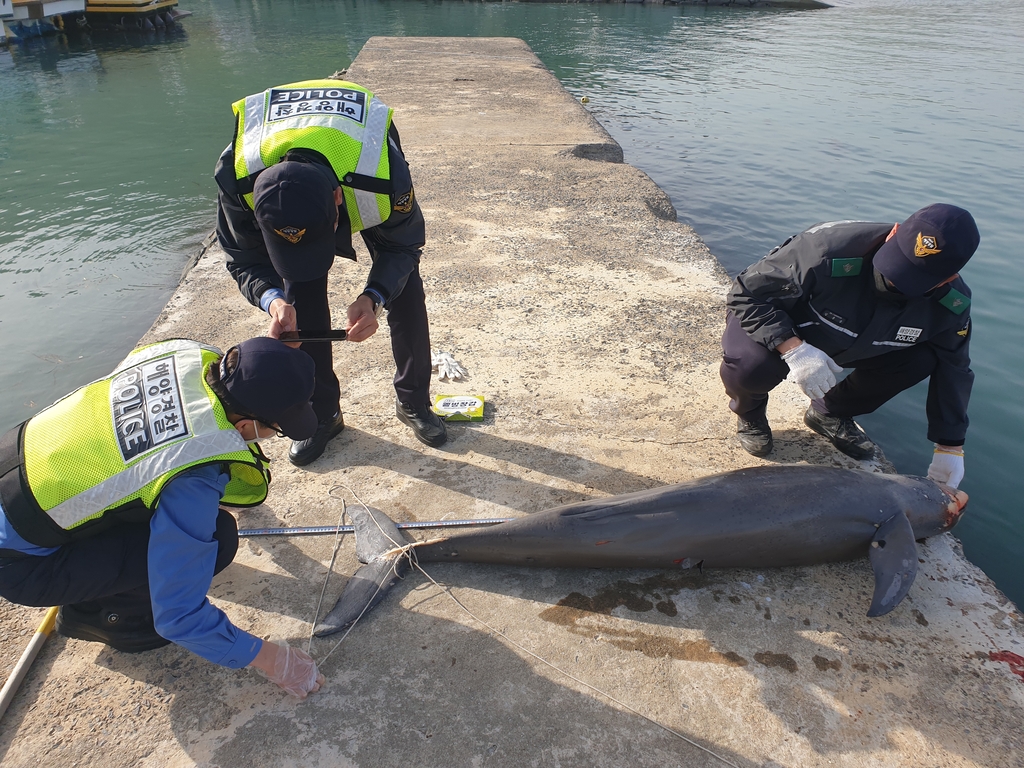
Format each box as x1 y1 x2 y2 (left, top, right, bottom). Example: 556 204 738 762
238 517 515 537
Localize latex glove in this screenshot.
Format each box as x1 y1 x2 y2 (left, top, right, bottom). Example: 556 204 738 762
781 341 843 400
251 641 324 698
928 447 965 488
432 350 468 381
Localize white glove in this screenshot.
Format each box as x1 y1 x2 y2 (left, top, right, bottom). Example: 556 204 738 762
781 342 843 400
253 641 323 698
431 350 468 381
928 448 965 488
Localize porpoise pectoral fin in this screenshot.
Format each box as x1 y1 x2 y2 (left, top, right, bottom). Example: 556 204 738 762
314 505 414 637
866 510 919 617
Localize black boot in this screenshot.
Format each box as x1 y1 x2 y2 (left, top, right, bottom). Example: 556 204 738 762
803 406 876 459
736 413 773 457
396 401 448 447
55 603 171 653
289 412 345 467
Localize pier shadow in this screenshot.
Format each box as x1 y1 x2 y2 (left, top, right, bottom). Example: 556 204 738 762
290 424 665 516
164 601 757 768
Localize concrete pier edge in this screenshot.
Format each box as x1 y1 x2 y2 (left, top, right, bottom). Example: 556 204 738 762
1 36 1021 768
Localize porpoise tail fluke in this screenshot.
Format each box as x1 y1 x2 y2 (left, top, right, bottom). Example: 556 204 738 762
314 506 413 637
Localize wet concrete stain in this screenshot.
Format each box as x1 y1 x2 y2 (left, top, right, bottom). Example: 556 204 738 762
754 652 798 673
911 609 929 627
813 655 842 672
539 573 748 667
857 632 898 646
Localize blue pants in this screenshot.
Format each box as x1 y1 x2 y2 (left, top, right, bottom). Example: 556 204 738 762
719 313 939 420
0 509 238 617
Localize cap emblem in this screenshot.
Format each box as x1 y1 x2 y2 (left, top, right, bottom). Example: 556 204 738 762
274 226 307 244
914 232 941 258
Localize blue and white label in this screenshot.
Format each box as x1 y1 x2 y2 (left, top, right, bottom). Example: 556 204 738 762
267 87 366 123
110 356 190 462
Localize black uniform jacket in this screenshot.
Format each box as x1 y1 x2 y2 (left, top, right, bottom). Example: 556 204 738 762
727 220 974 445
214 127 426 309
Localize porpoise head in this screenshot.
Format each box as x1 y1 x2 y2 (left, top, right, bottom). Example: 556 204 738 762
937 485 969 531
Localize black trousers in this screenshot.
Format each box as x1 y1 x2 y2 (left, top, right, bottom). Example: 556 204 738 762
285 267 433 422
0 509 238 617
720 313 939 420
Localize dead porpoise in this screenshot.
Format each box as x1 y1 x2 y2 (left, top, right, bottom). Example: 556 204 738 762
314 465 968 636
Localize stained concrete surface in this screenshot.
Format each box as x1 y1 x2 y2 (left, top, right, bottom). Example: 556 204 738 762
1 37 1022 768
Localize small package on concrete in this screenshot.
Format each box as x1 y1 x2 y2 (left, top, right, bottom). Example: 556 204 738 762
433 394 485 421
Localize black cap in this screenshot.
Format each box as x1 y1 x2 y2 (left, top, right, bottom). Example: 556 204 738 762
253 160 340 283
221 337 318 440
873 204 980 297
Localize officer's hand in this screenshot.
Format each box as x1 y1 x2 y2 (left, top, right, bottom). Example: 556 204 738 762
268 299 299 349
345 295 379 343
249 641 324 699
781 341 844 400
928 446 965 488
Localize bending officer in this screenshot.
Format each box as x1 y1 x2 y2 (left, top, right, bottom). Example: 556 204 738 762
215 78 447 467
0 337 324 698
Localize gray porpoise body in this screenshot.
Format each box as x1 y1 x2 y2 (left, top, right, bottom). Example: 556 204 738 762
412 466 957 570
314 466 964 636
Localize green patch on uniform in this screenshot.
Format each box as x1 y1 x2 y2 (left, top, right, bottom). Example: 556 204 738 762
939 288 971 315
831 258 863 277
433 394 485 421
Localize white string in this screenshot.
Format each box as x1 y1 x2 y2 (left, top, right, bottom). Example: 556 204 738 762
313 481 415 666
308 491 742 768
306 491 349 653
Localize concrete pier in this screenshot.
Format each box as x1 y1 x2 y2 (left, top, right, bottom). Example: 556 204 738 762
1 37 1021 768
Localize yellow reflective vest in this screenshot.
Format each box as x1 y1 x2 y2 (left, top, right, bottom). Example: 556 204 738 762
232 79 394 233
0 340 270 548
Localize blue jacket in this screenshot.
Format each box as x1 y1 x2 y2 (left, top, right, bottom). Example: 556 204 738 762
0 465 261 669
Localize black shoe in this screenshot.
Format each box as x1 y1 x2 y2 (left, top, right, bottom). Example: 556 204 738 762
803 406 876 460
289 412 345 467
737 413 773 457
55 604 171 654
396 401 448 447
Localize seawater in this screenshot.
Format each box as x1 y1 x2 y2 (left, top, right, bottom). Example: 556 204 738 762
1 0 1021 605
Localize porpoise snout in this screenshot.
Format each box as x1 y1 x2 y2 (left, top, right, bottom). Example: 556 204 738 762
938 485 969 529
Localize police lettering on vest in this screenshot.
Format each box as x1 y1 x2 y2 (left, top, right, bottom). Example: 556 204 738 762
0 340 270 547
232 79 395 233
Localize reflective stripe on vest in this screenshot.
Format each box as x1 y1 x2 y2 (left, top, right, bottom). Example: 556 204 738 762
21 340 266 534
233 79 393 232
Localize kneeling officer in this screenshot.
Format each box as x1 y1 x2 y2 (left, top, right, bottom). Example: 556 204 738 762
0 337 325 698
721 203 979 489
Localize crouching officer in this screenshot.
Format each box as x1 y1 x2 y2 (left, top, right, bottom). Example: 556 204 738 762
215 78 447 468
0 337 325 698
721 203 980 488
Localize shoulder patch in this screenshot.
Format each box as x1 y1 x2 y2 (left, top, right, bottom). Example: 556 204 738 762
957 318 970 337
274 226 306 244
393 188 414 214
938 287 971 315
831 257 863 277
